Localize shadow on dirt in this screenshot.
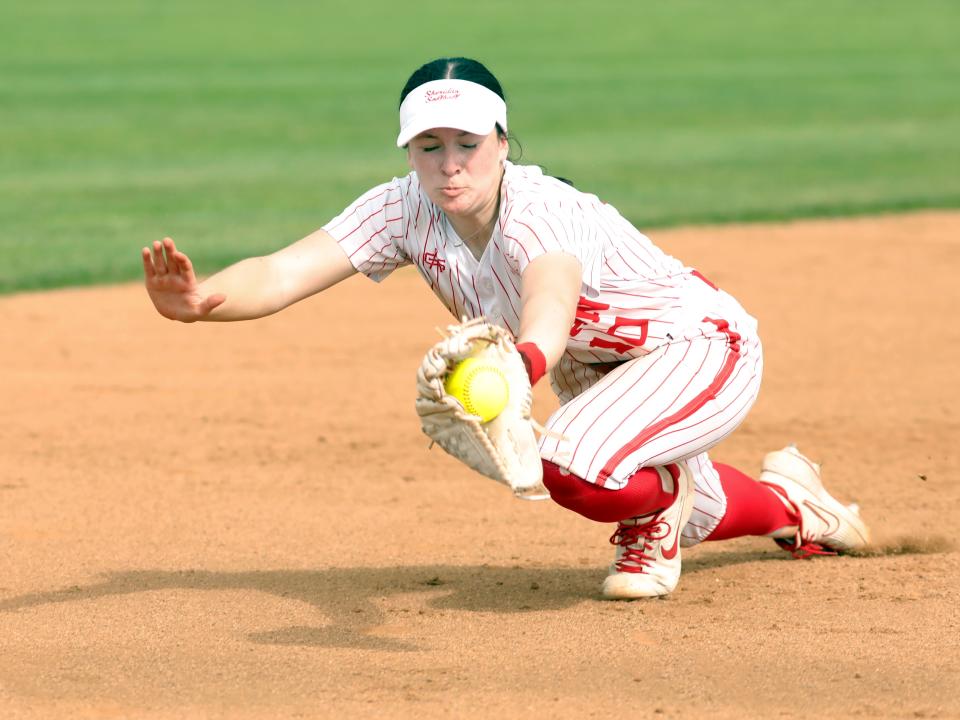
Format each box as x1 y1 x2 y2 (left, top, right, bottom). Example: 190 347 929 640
0 542 946 651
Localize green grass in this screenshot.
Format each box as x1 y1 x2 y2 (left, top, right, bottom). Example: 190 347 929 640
1 0 958 293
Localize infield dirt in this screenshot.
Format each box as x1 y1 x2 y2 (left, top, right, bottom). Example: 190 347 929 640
2 212 958 719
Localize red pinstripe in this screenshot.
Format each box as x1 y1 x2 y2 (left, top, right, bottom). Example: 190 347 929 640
326 186 391 234
503 233 532 263
571 363 586 396
576 349 609 363
454 264 475 318
622 235 660 268
594 319 742 486
539 213 563 246
549 360 646 453
516 200 535 217
420 214 437 290
490 238 521 296
583 343 696 484
470 275 483 317
660 350 749 444
613 248 638 275
448 260 460 319
646 361 758 461
556 354 588 398
365 237 402 269
565 344 688 469
517 216 551 256
348 226 386 259
489 265 520 326
691 506 722 522
366 260 398 276
339 204 388 243
420 213 435 258
553 367 569 399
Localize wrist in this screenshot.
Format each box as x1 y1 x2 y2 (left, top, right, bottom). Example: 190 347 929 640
515 342 547 386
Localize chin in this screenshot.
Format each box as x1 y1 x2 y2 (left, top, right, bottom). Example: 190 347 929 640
432 195 471 216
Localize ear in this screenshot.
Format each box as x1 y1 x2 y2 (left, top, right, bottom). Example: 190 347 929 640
406 146 414 171
497 133 509 164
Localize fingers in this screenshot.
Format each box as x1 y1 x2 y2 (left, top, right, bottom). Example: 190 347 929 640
172 247 195 282
150 239 169 274
141 247 157 280
162 238 179 274
163 238 202 283
144 237 194 280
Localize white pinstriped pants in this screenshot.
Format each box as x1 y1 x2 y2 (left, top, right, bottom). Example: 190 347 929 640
540 330 763 547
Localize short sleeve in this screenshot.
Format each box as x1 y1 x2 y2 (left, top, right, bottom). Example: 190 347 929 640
322 179 410 282
501 200 603 296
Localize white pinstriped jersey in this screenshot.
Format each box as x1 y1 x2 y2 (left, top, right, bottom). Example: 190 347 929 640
324 162 764 535
323 161 758 363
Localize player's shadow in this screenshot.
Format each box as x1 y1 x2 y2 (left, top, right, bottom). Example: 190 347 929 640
0 550 814 651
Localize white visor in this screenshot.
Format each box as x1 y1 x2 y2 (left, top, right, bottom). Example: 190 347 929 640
397 79 507 147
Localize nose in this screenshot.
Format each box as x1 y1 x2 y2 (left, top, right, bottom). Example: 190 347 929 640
440 148 461 177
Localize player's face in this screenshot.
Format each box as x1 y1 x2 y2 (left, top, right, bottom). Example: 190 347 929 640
406 127 509 220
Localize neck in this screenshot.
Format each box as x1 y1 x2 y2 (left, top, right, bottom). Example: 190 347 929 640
452 213 496 256
448 183 501 256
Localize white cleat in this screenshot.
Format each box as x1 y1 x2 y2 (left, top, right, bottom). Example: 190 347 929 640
601 462 695 599
760 445 871 558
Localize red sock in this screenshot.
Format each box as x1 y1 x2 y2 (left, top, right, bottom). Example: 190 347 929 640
542 460 673 523
707 463 799 541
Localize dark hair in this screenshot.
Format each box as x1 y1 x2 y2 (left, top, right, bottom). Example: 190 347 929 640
400 57 509 141
400 57 505 107
400 58 574 175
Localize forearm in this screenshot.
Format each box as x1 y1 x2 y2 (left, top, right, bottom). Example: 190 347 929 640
517 290 575 369
198 229 357 322
517 252 582 378
197 256 290 321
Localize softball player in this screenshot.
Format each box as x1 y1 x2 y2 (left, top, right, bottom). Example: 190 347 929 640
143 57 870 599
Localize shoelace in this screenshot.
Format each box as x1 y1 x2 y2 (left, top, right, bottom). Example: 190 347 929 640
775 538 838 560
609 519 665 573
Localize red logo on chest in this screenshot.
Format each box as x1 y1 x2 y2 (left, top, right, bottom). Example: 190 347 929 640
422 251 446 272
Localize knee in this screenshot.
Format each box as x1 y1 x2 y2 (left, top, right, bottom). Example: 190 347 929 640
542 461 633 523
541 460 579 498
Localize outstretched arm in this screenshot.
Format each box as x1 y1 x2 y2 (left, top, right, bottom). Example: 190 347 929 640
142 228 357 322
516 252 581 378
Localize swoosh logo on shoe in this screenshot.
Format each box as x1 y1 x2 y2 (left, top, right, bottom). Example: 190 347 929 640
661 525 680 560
803 500 841 536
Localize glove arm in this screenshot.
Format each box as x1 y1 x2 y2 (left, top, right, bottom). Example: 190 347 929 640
517 252 581 372
415 319 547 499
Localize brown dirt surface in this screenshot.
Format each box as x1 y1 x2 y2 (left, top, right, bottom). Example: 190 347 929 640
2 211 958 720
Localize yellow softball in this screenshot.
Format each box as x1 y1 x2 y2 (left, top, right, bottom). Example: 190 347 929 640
444 357 510 423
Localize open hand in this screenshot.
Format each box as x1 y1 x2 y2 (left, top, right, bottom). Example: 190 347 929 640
141 237 226 322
